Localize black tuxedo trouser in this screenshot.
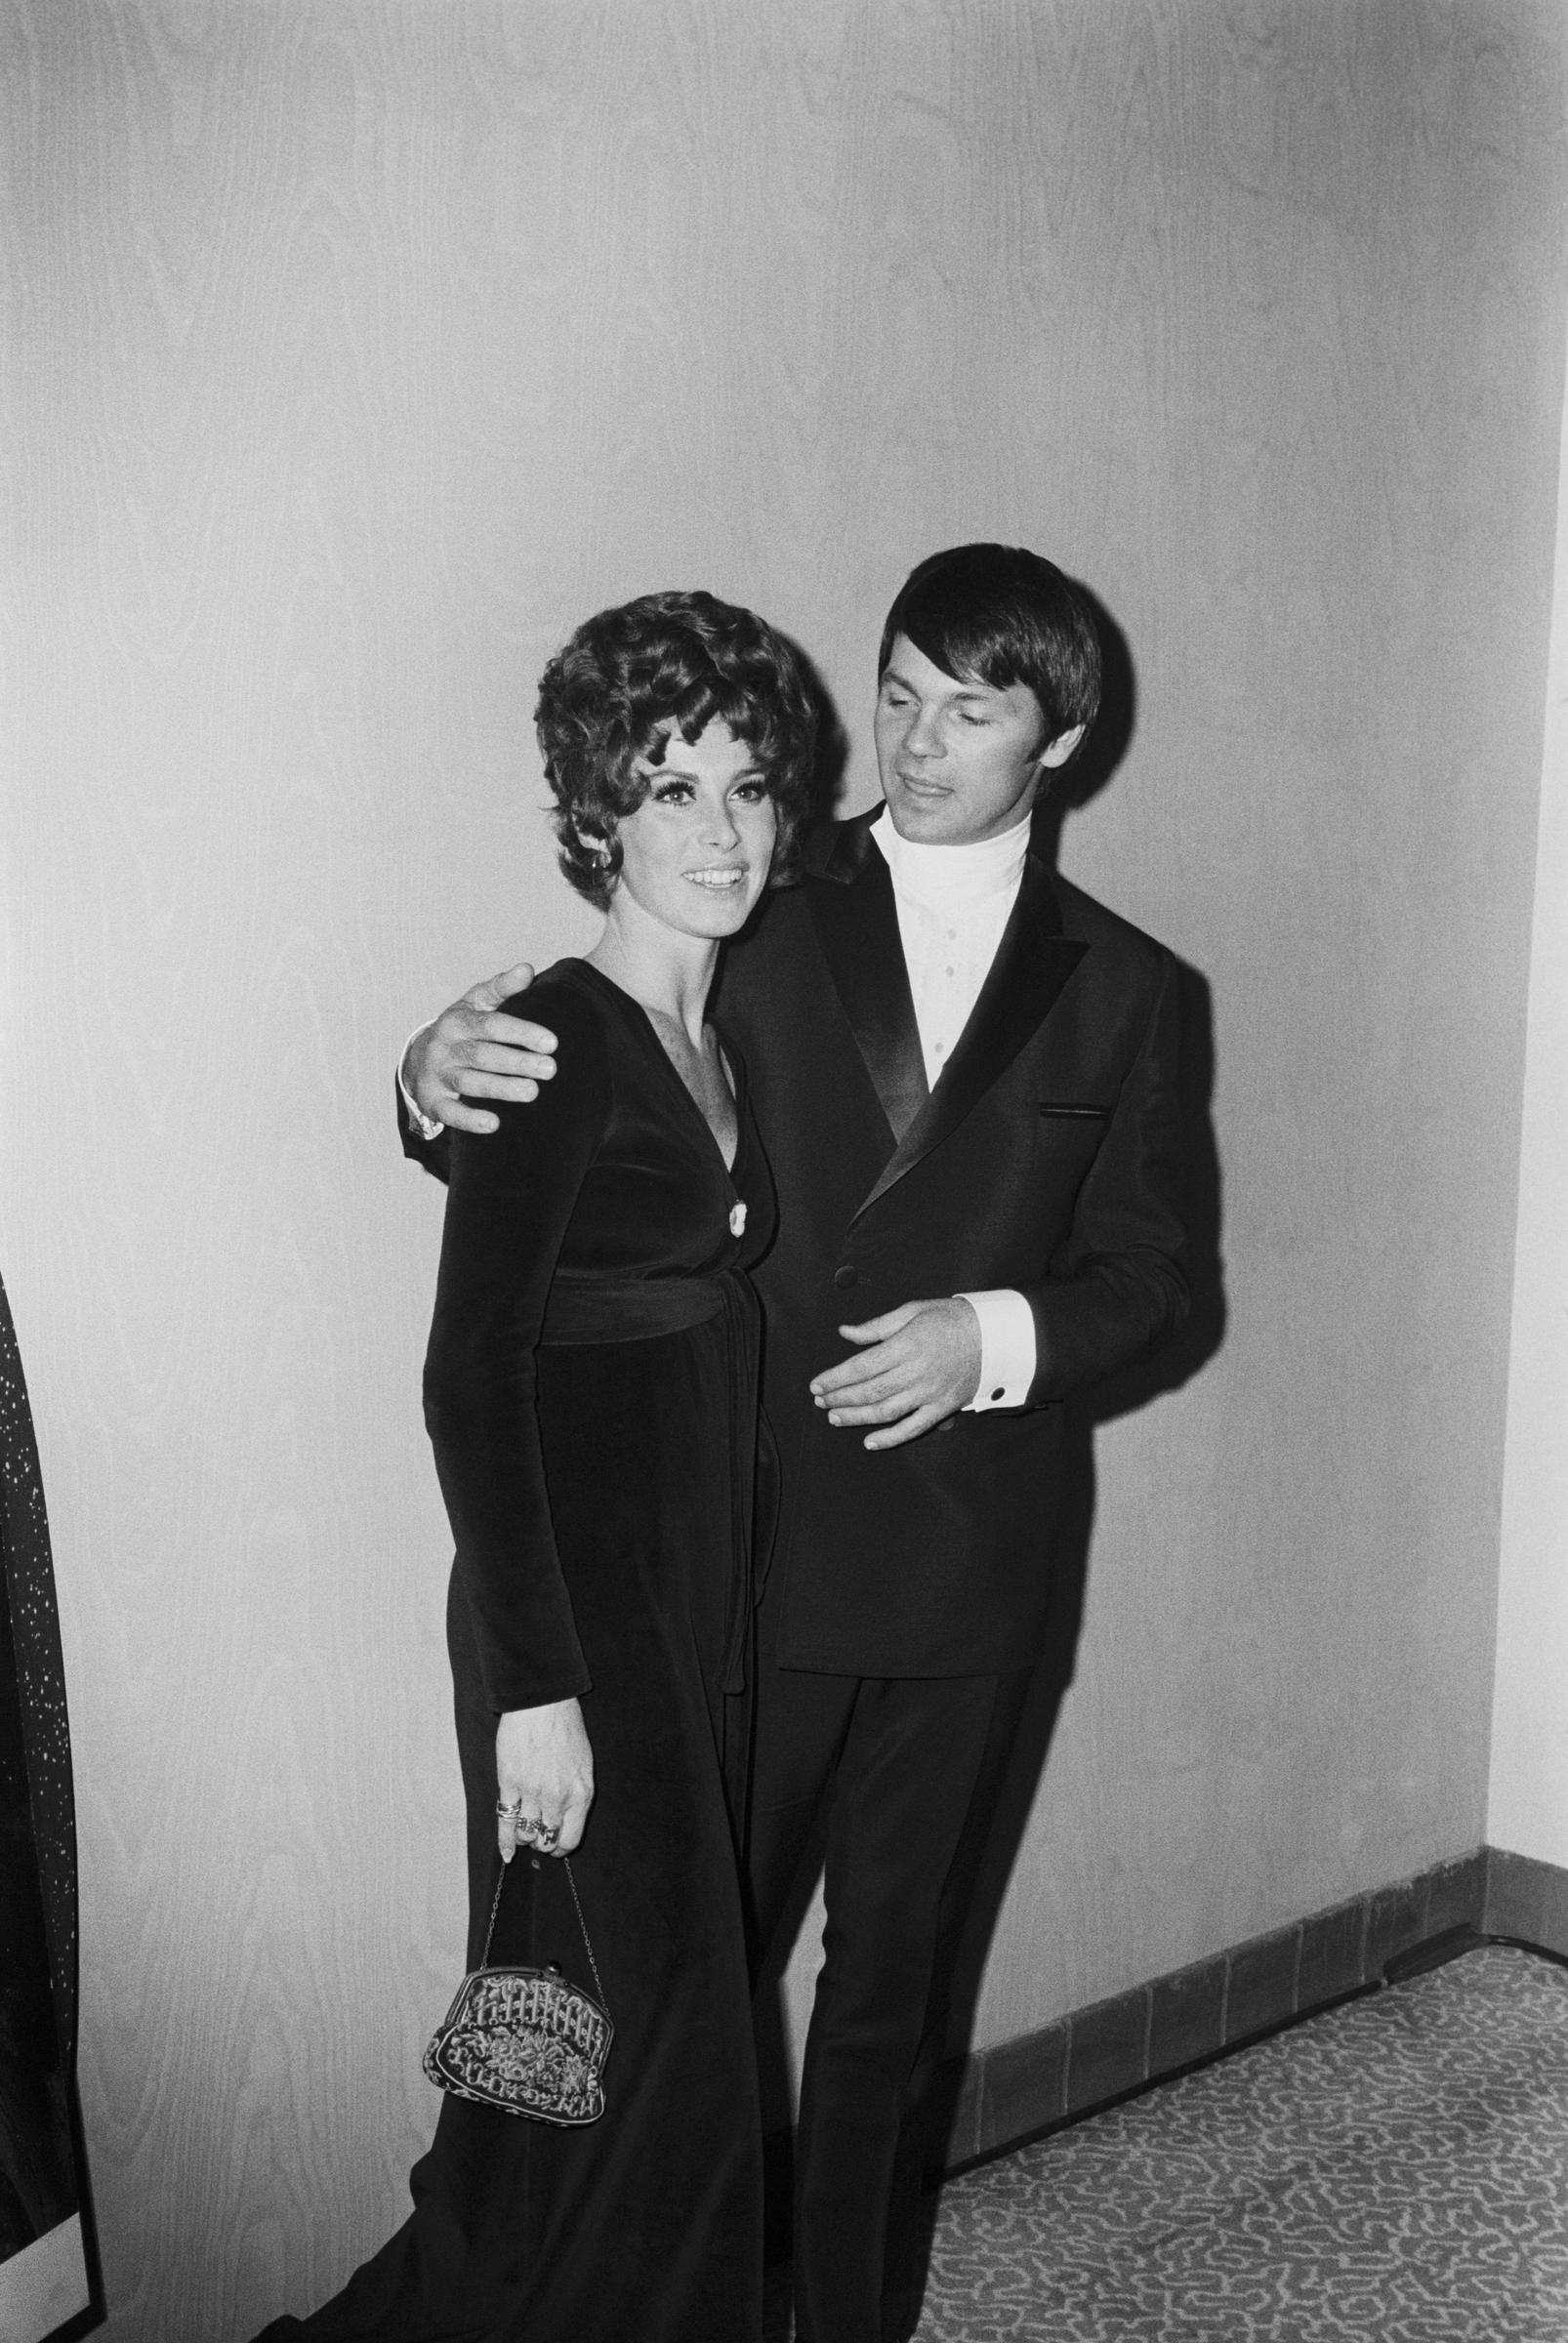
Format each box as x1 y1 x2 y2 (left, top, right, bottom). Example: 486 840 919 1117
748 1573 1031 2343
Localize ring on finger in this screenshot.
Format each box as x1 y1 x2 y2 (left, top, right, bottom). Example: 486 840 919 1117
495 1797 525 1820
533 1822 560 1850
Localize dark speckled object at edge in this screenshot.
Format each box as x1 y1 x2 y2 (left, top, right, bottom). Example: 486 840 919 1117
0 1269 81 2258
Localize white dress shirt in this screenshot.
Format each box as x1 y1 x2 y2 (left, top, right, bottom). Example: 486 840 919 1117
871 809 1038 1412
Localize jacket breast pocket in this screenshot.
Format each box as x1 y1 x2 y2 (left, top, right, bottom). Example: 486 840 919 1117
1037 1101 1110 1121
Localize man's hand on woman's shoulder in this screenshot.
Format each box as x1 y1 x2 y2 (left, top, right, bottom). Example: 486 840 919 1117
404 961 560 1134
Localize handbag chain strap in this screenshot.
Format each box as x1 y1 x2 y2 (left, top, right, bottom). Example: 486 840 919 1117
480 1853 608 2014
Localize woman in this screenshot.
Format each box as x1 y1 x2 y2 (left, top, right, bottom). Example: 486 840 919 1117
258 590 816 2343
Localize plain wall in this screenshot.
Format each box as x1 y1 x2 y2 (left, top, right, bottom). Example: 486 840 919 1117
1489 295 1568 1870
1 4 1564 2334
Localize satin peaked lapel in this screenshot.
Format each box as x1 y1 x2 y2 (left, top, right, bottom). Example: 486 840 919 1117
804 824 928 1146
852 854 1088 1221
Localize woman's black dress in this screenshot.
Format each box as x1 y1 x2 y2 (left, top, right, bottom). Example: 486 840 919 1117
259 960 774 2343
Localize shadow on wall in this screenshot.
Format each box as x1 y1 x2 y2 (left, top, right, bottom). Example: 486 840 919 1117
755 588 1227 2266
1049 583 1228 1423
937 581 1225 2160
753 587 1227 2312
793 631 852 833
942 952 1223 2011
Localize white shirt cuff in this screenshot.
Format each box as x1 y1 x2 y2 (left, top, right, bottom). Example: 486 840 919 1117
957 1289 1037 1412
399 1027 444 1143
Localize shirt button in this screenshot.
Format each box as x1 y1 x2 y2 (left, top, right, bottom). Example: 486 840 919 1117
833 1265 858 1290
991 1387 1006 1402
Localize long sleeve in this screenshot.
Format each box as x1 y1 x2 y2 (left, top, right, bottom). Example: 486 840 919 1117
957 1286 1037 1409
422 984 609 1711
398 1026 446 1146
1024 948 1190 1401
398 1064 452 1182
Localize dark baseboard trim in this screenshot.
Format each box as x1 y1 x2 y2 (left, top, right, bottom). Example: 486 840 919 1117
941 1842 1568 2170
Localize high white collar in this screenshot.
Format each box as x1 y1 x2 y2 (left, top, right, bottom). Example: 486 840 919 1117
871 806 1032 912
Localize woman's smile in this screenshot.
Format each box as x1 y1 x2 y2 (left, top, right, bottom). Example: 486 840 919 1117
606 718 778 944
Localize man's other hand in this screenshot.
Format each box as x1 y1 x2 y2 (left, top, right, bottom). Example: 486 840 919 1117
809 1298 982 1451
405 963 558 1134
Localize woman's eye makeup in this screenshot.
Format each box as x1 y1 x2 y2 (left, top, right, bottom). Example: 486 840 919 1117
645 776 768 806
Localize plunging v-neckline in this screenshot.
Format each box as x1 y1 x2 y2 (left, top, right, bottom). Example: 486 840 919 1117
568 959 743 1176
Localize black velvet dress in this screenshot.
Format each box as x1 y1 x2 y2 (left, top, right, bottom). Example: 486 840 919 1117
258 960 773 2343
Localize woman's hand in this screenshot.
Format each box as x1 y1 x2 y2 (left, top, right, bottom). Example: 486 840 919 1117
496 1699 595 1861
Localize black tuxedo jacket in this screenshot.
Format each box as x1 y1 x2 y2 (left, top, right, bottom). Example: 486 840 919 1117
707 810 1188 1677
403 810 1189 1679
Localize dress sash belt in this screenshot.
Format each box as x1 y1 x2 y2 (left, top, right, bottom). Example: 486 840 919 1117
538 1273 726 1344
538 1268 766 1700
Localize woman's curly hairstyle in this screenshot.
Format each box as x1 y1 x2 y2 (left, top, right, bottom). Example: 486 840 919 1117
535 590 819 910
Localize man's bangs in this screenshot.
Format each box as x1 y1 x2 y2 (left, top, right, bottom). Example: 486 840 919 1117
900 606 1028 697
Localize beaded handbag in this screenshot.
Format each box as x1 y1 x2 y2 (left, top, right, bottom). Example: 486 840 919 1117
423 1856 612 2125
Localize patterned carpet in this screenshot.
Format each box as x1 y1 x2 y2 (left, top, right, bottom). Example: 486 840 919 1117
910 1946 1568 2341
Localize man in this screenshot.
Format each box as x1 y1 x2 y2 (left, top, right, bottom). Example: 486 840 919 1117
402 545 1189 2343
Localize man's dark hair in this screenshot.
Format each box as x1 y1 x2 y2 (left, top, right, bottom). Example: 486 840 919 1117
536 590 818 909
878 543 1101 752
